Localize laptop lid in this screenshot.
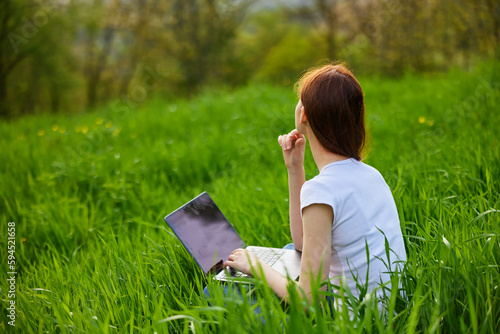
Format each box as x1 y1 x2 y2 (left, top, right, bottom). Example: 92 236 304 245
164 192 246 275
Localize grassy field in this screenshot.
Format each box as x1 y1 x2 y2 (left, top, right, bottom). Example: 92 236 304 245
1 61 500 333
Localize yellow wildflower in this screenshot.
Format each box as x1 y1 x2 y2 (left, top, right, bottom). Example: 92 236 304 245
96 118 103 125
37 130 45 136
418 117 426 124
81 126 89 134
52 124 59 131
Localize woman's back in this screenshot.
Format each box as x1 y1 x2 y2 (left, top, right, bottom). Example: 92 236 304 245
300 158 407 298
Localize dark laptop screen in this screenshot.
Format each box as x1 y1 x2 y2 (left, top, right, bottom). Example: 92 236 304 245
164 192 246 274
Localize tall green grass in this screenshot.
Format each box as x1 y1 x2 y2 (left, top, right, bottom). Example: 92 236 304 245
1 60 499 333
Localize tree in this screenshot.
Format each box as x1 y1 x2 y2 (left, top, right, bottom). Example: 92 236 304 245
0 0 32 117
0 0 74 117
288 0 339 61
160 0 254 94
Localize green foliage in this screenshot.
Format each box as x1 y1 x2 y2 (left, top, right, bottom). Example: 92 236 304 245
254 25 326 85
0 62 499 332
2 0 499 117
0 0 80 116
235 10 327 86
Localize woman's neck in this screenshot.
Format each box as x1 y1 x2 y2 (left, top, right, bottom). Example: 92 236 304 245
307 132 349 171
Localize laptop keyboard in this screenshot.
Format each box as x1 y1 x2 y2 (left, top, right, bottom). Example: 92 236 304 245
252 248 285 266
230 248 285 277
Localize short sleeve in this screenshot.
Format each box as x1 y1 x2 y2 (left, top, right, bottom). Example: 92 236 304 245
300 179 336 219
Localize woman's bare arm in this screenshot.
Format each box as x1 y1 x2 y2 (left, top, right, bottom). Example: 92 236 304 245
278 129 307 250
225 203 333 303
288 168 305 250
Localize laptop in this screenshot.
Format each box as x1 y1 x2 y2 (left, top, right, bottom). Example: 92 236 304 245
164 192 301 282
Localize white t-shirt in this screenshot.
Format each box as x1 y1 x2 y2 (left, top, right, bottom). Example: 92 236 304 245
300 158 406 299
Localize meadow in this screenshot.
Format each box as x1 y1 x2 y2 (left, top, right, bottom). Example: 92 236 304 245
1 61 499 333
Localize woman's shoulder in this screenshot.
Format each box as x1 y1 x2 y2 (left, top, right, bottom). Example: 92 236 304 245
308 159 391 200
302 175 332 194
300 175 338 213
321 158 386 181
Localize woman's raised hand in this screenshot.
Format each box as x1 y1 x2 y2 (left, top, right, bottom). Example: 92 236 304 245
278 129 306 170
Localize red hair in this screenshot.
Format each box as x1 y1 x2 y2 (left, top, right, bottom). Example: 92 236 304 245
296 64 366 160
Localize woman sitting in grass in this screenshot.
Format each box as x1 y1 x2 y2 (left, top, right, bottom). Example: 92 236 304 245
224 64 407 307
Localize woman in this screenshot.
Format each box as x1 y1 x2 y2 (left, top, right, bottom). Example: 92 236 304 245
225 64 407 305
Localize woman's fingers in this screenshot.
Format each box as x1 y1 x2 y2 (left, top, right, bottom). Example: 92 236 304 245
289 129 300 138
289 134 300 149
278 135 284 148
225 249 244 269
290 129 306 145
286 134 293 149
278 134 289 150
295 137 305 148
278 129 306 171
278 130 302 150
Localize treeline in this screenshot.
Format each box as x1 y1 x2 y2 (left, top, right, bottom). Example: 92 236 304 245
1 0 498 117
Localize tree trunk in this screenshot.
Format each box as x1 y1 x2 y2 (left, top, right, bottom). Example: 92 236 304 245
87 74 99 110
315 0 337 61
85 26 115 110
51 81 60 113
0 74 8 118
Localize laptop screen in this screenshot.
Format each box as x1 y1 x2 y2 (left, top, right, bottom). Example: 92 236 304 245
164 192 246 274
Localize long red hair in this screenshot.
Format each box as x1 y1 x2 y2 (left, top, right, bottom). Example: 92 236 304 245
296 64 366 161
